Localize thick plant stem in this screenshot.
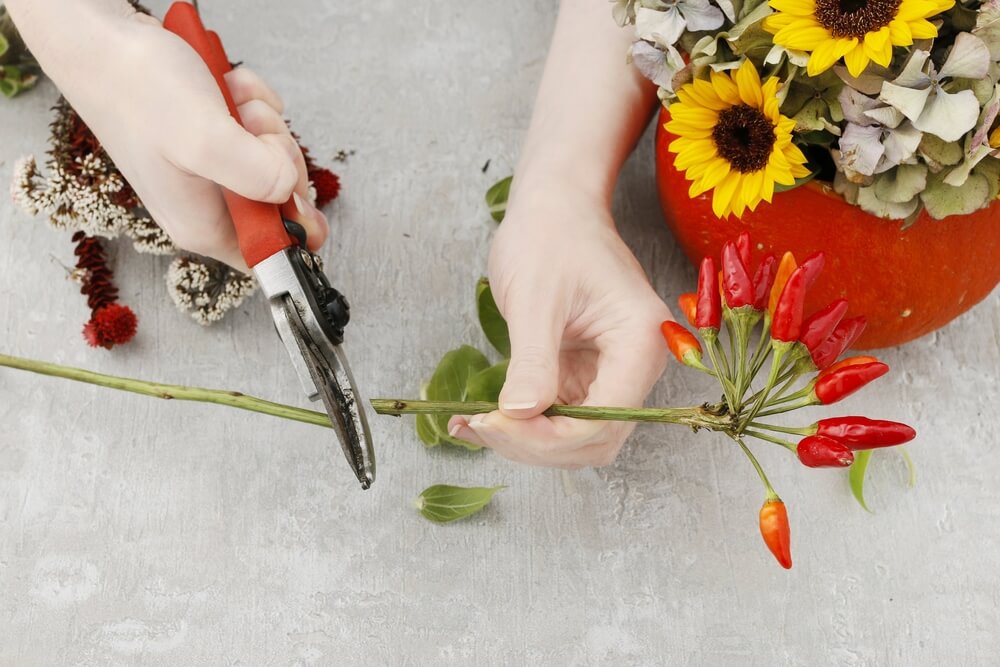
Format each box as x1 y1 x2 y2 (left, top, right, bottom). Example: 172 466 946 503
371 399 733 431
0 352 333 429
0 353 736 434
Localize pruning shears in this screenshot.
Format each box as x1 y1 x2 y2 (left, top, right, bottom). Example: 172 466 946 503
163 1 375 489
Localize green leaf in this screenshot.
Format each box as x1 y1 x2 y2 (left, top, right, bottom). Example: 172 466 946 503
417 345 490 450
899 446 917 488
416 484 505 523
920 171 992 219
0 32 9 59
773 171 817 193
466 360 509 403
485 176 512 223
849 449 873 512
476 278 510 358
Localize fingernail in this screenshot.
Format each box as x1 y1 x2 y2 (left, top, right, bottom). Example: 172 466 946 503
469 414 485 426
502 400 538 411
292 191 306 216
448 423 463 437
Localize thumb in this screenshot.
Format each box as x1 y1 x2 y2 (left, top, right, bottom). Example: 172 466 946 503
499 298 563 419
180 117 301 204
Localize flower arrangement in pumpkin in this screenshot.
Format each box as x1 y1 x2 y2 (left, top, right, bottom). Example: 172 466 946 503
615 0 1000 222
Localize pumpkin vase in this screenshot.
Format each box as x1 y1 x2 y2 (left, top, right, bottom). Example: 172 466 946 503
654 108 1000 349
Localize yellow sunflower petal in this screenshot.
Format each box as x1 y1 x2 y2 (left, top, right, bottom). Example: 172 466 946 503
844 44 872 77
712 172 742 218
888 19 913 46
681 81 728 111
769 0 817 16
863 28 893 67
740 169 765 212
735 60 764 107
669 106 721 126
807 37 856 76
775 25 833 51
710 70 741 106
763 13 797 32
895 0 939 21
907 18 939 39
760 172 776 203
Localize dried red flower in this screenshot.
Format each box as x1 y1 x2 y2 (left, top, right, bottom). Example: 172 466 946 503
83 304 138 350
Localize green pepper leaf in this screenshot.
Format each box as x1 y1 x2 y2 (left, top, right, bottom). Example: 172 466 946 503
466 360 509 403
899 446 917 488
416 484 505 523
773 171 817 193
485 175 513 223
476 278 511 358
417 345 490 450
849 449 873 513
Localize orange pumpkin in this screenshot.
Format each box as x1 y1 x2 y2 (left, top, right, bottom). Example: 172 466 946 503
654 107 1000 349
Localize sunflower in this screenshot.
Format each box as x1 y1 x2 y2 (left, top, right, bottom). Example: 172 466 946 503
665 60 811 218
764 0 955 77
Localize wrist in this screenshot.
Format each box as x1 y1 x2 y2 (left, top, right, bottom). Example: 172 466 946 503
5 0 136 85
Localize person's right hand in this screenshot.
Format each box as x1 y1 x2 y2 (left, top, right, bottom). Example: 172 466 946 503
8 1 328 272
447 183 672 468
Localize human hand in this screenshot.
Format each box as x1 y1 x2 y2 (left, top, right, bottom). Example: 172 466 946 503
447 186 671 468
7 1 327 271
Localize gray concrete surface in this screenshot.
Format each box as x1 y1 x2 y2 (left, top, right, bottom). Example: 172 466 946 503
2 1 999 665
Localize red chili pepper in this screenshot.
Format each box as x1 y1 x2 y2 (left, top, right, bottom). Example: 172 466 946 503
818 354 878 380
815 417 916 449
661 320 703 366
752 254 777 311
736 230 752 269
721 241 754 309
809 316 867 369
813 361 889 404
800 299 849 354
696 257 721 330
678 293 698 327
771 252 825 342
759 498 792 569
796 435 855 467
768 251 797 317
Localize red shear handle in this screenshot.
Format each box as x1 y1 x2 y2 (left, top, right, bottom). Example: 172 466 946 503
163 1 293 269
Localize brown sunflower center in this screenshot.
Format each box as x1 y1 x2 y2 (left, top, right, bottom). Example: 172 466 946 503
814 0 900 38
712 105 776 173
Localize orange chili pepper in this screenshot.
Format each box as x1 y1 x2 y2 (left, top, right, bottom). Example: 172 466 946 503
818 355 878 380
660 320 703 367
759 497 792 569
768 251 797 317
678 293 699 328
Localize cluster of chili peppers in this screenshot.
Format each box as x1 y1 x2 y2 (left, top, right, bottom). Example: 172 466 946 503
662 232 915 569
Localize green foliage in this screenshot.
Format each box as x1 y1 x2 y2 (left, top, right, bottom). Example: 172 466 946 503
849 449 873 513
465 360 509 403
416 484 505 523
476 278 510 358
415 345 490 450
485 176 512 223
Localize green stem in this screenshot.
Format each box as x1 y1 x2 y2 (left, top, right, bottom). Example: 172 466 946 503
730 434 777 498
748 421 811 437
740 343 788 431
0 352 334 429
755 396 818 418
743 429 797 451
371 399 733 430
0 353 737 434
704 332 739 414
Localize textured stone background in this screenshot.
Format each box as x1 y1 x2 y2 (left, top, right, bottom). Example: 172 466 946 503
1 1 999 665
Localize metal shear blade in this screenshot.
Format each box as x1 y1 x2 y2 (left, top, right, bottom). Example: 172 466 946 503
279 295 375 489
